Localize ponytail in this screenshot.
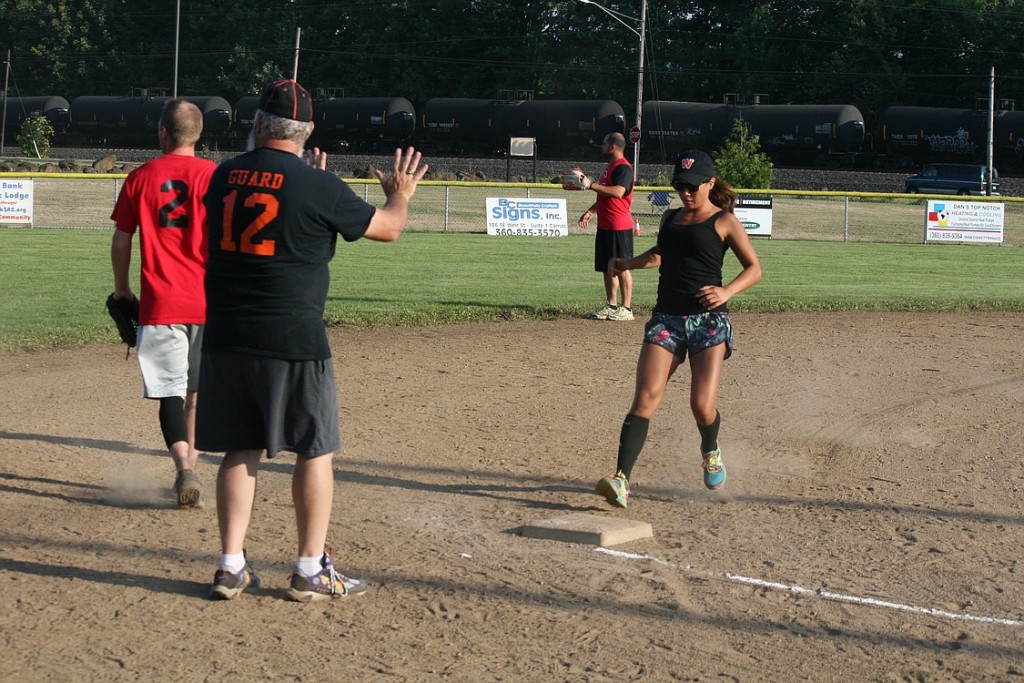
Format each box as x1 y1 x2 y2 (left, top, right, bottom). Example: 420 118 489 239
710 177 737 214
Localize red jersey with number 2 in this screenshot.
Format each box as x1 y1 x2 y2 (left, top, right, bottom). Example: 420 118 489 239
111 154 217 325
596 156 634 230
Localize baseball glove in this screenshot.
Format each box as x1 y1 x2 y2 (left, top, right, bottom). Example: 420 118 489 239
561 167 592 191
106 293 140 348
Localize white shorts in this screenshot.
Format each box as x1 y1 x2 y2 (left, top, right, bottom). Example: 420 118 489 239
137 324 204 399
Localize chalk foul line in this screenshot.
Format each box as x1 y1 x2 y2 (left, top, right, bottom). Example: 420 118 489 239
594 547 1024 628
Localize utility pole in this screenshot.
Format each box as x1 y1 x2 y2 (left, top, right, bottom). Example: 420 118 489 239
173 0 181 98
578 0 647 171
1 50 10 156
987 66 995 196
633 0 647 172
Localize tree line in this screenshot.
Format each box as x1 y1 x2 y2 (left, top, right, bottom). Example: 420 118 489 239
3 0 1024 126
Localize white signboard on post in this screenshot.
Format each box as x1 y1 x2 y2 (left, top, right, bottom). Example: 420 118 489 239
924 200 1004 244
509 137 536 157
735 195 772 237
0 179 34 225
486 197 568 237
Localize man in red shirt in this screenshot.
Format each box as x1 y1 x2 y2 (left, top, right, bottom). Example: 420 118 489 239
110 99 216 508
577 132 635 321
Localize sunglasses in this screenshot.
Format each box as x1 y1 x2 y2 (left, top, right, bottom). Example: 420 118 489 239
672 180 706 193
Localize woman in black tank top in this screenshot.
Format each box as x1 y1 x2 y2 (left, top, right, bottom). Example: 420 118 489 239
594 150 762 509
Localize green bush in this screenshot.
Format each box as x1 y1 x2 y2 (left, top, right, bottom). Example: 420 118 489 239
17 114 55 159
713 117 773 189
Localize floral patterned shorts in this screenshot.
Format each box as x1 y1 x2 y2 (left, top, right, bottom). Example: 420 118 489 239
643 311 733 360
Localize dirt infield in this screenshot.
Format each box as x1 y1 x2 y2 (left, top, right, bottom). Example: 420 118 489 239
1 312 1023 682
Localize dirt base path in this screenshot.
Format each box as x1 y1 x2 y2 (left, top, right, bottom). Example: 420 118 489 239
2 312 1023 681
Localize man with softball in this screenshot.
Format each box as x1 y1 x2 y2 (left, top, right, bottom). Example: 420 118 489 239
565 132 636 321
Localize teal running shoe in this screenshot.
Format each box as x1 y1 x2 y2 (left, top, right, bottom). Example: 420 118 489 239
702 447 727 490
594 471 630 509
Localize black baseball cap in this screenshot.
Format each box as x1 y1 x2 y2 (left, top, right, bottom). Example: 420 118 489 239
258 79 313 122
672 150 716 185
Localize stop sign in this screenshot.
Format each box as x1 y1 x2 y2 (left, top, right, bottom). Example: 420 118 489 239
628 126 641 144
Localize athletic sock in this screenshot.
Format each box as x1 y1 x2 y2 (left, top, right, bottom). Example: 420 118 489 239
616 413 650 480
295 555 324 577
698 410 721 454
219 552 245 573
158 396 188 449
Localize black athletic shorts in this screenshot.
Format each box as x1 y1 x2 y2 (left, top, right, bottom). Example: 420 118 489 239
195 351 340 458
594 228 634 272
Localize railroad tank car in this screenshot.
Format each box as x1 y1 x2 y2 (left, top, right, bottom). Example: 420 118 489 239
421 98 625 156
310 97 415 151
139 96 233 138
743 104 864 161
420 98 500 153
498 99 626 156
0 96 71 139
232 95 260 136
640 102 732 162
34 87 1024 173
71 95 231 147
979 109 1024 168
232 95 415 151
232 94 301 148
69 96 146 144
878 105 1024 170
640 101 865 165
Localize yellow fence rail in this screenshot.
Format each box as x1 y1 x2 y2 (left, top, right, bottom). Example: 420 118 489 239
3 173 1023 246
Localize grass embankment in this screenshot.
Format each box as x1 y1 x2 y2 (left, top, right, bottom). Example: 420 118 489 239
2 228 1022 350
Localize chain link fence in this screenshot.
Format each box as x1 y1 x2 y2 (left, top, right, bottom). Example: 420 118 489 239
4 173 1024 246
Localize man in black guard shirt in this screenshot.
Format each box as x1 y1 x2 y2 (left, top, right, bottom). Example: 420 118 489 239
198 79 427 602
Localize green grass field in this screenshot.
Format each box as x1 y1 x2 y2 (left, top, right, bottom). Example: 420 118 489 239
2 227 1022 350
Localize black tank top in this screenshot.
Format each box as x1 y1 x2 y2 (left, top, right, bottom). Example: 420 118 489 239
655 208 728 315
